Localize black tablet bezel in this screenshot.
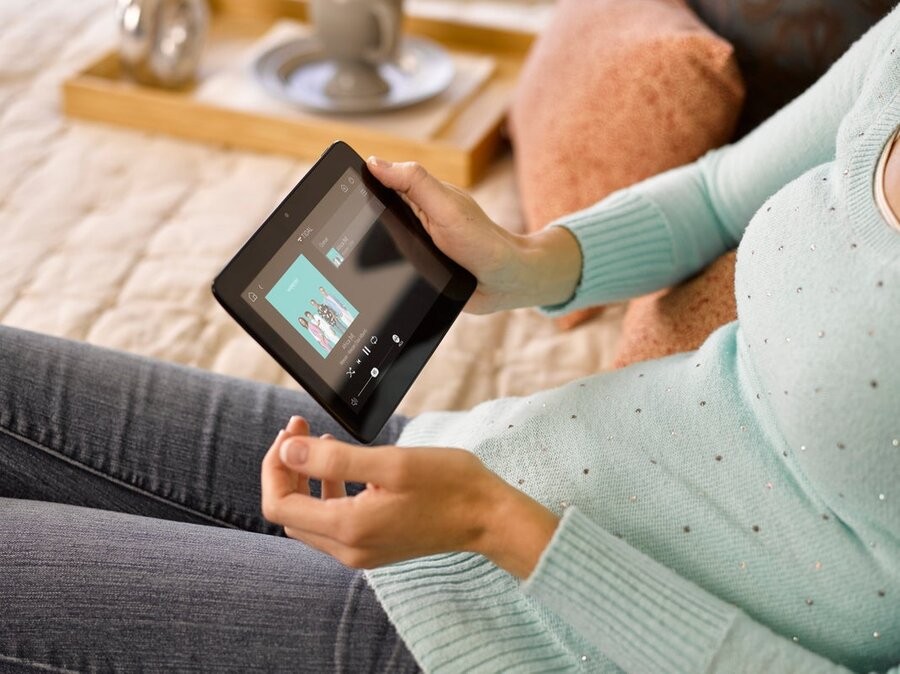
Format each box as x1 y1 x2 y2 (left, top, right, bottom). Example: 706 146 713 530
212 141 475 443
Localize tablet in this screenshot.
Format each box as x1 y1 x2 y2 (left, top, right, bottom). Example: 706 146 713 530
213 141 476 443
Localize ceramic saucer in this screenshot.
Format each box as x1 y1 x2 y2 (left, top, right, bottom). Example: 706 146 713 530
253 36 456 114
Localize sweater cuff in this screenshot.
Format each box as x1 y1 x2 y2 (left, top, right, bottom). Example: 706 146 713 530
540 191 676 316
521 507 738 674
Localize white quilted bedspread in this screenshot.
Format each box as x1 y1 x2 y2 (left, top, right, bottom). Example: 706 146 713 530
0 0 623 416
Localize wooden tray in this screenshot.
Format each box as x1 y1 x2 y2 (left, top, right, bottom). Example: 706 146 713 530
62 0 534 186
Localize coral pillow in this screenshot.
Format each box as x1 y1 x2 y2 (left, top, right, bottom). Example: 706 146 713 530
612 251 737 368
510 0 744 330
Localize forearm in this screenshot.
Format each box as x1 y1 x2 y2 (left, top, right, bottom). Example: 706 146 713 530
522 508 898 674
534 9 900 315
476 475 561 580
514 226 583 309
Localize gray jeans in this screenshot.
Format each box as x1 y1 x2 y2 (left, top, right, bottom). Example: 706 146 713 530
0 325 420 673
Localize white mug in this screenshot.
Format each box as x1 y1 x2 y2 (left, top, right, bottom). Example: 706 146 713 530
310 0 404 98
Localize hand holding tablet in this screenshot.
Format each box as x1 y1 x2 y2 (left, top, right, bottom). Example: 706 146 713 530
213 142 476 442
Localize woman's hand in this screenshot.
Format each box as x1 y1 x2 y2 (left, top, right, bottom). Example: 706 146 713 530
367 157 582 313
260 416 560 579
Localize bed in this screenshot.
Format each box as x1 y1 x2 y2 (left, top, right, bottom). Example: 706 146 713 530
0 0 624 418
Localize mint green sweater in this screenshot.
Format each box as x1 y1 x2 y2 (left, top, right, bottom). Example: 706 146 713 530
367 8 900 673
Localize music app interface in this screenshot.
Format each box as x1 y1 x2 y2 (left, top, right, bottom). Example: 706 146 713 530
245 169 451 411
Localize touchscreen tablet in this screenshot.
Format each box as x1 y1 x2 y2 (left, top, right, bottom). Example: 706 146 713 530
213 142 475 443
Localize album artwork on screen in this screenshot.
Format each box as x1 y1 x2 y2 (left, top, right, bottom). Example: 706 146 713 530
267 255 359 358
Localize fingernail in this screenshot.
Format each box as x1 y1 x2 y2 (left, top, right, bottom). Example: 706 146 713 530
368 155 392 168
281 438 308 465
320 433 334 440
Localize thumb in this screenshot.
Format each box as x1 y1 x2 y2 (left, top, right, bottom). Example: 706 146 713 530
279 435 404 486
367 157 446 215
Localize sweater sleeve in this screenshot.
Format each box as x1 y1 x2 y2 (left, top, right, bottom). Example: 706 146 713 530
521 508 899 674
543 6 900 315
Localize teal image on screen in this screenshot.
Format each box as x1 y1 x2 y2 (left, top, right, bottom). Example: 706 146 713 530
266 254 358 358
326 248 345 268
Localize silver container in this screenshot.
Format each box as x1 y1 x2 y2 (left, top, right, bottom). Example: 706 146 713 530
115 0 209 88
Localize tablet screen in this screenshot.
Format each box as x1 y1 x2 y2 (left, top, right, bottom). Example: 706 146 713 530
242 167 452 412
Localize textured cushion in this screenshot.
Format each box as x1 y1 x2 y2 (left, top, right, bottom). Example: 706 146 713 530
613 0 896 369
686 0 895 135
510 0 744 329
612 251 737 368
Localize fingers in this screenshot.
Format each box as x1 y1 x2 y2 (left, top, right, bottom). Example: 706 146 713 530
261 418 311 520
262 489 346 534
285 415 309 437
282 415 311 496
318 433 347 499
284 526 349 558
321 478 345 499
279 435 408 488
284 526 376 569
263 432 354 536
261 430 299 519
